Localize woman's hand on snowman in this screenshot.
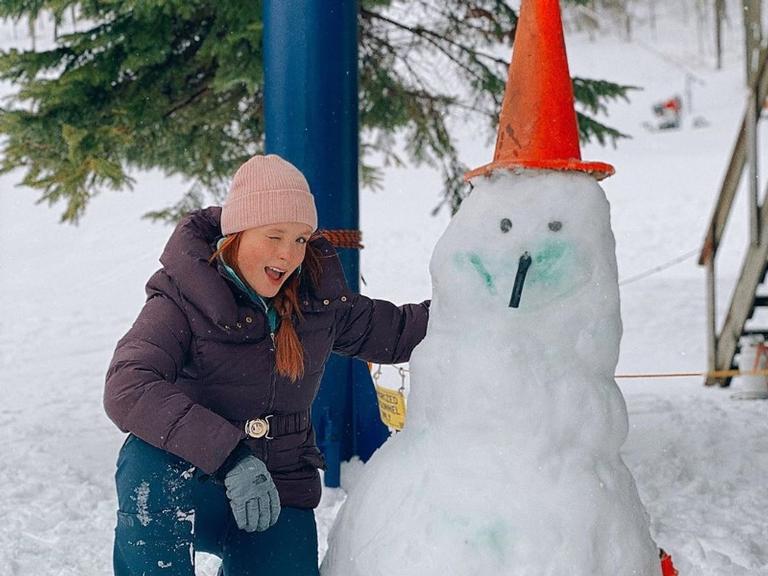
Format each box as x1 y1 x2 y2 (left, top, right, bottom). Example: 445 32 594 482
222 449 281 532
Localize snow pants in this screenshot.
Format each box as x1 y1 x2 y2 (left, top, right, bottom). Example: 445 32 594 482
113 434 319 576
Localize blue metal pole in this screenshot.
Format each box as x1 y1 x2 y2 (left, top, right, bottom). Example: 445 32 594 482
263 0 388 487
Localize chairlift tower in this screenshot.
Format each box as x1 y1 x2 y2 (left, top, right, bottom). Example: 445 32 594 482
262 0 388 485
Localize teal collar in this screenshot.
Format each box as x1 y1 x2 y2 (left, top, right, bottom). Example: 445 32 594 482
216 238 279 334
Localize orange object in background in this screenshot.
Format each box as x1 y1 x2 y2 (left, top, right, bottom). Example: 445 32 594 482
660 549 679 576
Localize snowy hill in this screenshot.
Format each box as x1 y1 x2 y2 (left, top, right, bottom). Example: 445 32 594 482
2 3 768 575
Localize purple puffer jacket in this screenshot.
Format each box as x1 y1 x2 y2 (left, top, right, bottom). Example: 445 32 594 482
104 207 429 508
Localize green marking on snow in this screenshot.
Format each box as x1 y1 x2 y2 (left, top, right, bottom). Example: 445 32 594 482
468 252 497 294
531 240 569 285
474 520 510 566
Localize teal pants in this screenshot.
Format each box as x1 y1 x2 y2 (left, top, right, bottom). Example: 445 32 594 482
113 435 319 576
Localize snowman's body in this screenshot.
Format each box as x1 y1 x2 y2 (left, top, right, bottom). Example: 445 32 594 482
322 170 659 576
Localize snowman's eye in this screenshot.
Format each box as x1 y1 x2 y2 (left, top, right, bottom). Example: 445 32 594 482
548 220 563 232
500 218 513 233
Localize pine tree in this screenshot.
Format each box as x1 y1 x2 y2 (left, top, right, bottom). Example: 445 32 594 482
0 0 635 223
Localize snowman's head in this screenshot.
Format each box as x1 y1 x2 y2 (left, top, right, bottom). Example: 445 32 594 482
429 169 618 327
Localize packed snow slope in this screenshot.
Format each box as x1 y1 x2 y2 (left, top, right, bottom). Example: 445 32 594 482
2 4 768 575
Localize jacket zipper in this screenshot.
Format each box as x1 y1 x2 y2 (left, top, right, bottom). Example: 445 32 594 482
255 293 277 466
218 258 277 463
253 294 276 344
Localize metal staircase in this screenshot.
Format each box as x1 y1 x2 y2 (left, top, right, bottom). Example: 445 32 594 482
699 45 768 386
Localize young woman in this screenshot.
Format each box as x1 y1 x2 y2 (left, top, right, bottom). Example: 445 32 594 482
104 154 430 576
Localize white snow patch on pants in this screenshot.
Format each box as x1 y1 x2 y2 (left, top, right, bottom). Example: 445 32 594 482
134 482 151 527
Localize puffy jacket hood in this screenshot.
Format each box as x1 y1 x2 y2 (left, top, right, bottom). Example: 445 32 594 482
159 206 238 327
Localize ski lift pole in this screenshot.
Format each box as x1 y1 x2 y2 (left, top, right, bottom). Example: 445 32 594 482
262 0 388 488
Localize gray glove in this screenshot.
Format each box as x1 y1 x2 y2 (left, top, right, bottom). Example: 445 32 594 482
223 454 281 532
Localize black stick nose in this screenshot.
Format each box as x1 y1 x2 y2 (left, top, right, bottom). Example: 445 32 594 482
509 252 532 308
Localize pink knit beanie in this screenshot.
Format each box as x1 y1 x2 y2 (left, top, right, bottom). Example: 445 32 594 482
221 154 318 235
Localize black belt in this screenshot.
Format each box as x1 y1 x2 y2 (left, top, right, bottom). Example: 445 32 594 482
234 410 311 440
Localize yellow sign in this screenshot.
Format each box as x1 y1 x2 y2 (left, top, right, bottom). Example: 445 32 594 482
374 384 407 431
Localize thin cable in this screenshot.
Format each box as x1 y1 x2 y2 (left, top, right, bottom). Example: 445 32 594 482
619 248 699 286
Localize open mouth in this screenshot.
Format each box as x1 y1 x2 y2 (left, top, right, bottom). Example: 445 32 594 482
265 266 287 282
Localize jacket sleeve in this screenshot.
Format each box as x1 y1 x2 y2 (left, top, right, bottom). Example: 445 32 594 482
332 295 430 364
104 294 244 474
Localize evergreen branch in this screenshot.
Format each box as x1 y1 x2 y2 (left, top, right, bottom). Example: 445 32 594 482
573 76 639 116
163 86 209 118
576 112 629 147
361 7 511 68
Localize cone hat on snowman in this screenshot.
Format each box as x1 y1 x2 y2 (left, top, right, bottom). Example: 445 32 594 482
464 0 614 181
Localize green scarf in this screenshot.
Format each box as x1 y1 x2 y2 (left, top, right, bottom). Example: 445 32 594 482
216 238 279 334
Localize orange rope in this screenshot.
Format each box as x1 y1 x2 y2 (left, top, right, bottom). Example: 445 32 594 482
319 229 363 249
615 368 768 379
372 364 768 381
616 372 707 379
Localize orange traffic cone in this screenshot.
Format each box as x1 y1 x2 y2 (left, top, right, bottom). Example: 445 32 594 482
465 0 614 181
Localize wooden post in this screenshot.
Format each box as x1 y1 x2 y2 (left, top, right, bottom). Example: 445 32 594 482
743 0 762 85
747 88 760 245
706 257 718 385
649 0 657 41
28 16 35 51
714 0 725 70
624 11 632 41
743 0 761 245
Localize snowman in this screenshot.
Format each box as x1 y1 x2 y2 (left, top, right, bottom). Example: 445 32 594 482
322 0 660 574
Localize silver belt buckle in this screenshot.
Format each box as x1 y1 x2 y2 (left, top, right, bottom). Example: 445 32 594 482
244 415 273 439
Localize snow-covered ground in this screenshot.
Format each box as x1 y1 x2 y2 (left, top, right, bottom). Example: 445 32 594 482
2 3 768 575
